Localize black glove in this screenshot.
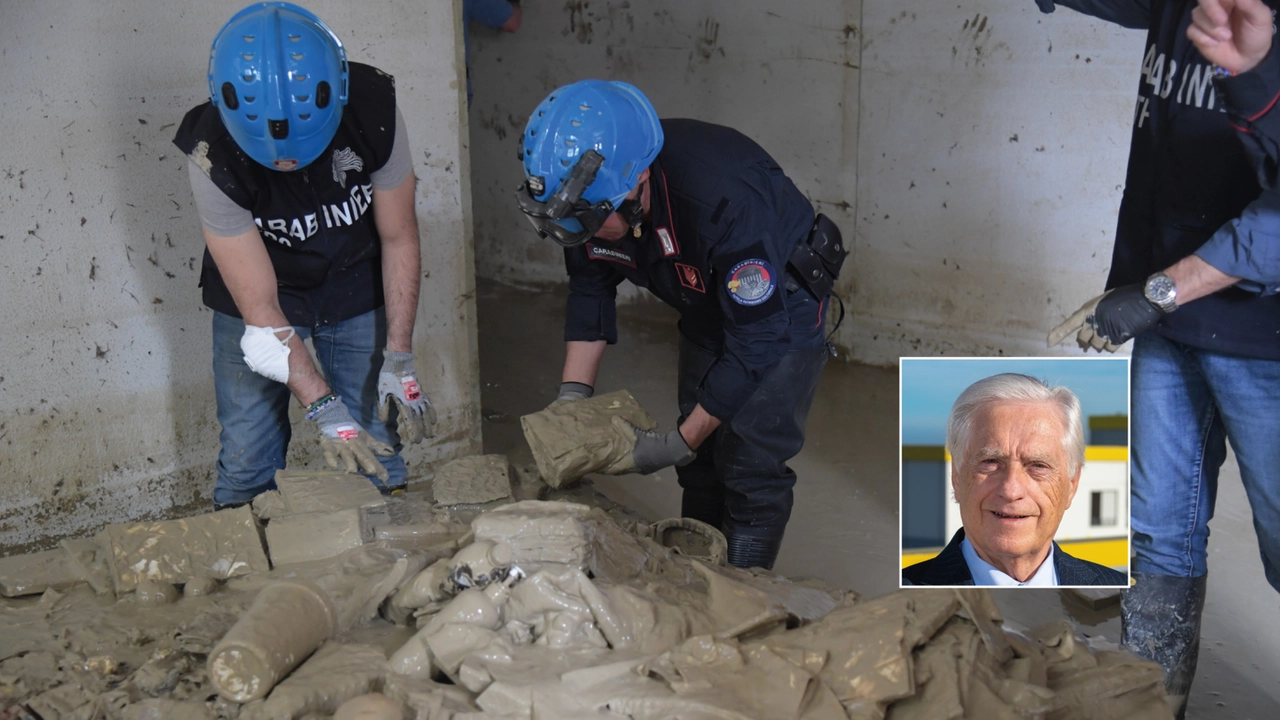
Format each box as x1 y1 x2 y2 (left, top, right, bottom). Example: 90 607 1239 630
632 428 697 475
1087 282 1165 347
1035 0 1056 12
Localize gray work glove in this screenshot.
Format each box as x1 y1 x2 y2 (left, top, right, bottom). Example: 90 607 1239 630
377 350 437 444
1048 291 1121 353
311 396 394 481
632 427 697 475
557 382 594 402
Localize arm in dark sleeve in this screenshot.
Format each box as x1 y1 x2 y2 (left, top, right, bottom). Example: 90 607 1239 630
1194 188 1280 294
1219 44 1280 189
1036 0 1151 29
697 218 793 422
563 246 624 344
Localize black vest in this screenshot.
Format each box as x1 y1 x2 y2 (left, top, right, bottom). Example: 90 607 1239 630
1110 1 1280 359
173 62 398 326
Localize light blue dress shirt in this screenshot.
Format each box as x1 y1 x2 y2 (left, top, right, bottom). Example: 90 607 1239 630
961 537 1059 586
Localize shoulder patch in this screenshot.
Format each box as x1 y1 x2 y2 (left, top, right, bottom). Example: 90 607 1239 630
656 226 679 257
726 258 777 306
675 263 705 293
586 242 637 268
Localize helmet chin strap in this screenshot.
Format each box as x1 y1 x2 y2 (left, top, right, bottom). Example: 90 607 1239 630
617 181 647 238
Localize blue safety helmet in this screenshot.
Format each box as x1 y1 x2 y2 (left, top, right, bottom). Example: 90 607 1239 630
515 80 663 247
208 3 349 171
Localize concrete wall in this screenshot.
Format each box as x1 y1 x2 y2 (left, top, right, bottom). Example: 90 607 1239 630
0 0 480 551
467 1 1145 364
855 2 1145 364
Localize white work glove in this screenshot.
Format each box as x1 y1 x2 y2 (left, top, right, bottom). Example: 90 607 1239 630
309 395 394 481
1047 291 1121 353
376 350 437 444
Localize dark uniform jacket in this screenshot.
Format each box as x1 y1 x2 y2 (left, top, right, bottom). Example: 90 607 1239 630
902 529 1129 586
1219 41 1280 189
1044 0 1280 359
172 62 398 327
564 119 827 421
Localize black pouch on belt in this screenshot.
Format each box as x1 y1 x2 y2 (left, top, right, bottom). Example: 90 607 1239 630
786 213 848 300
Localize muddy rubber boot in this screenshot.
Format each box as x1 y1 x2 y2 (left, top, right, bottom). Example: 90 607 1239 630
724 525 785 570
1121 572 1207 720
681 491 724 530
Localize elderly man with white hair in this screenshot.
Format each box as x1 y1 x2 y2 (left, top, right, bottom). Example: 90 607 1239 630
903 373 1128 587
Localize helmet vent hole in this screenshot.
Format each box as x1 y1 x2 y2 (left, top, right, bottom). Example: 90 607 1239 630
294 73 307 82
316 81 331 108
579 103 591 110
526 150 531 156
529 130 536 136
220 82 239 110
564 140 576 147
288 34 301 42
292 52 304 60
241 53 254 60
299 113 311 120
244 96 255 103
246 114 258 121
243 34 255 42
571 120 581 126
561 159 571 166
538 111 545 117
296 94 309 102
243 72 254 82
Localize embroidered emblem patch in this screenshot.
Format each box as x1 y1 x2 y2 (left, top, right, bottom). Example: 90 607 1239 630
332 147 364 188
586 242 637 268
656 227 679 257
726 259 776 306
675 263 705 293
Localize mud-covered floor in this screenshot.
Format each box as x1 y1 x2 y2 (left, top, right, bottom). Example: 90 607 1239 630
476 278 1280 719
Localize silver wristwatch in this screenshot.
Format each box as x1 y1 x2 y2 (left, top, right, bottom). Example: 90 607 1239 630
1144 272 1179 314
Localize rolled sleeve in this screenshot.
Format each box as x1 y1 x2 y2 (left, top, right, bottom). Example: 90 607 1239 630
563 247 623 343
1195 189 1280 295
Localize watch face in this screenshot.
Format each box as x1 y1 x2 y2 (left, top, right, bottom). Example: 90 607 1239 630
1145 274 1177 309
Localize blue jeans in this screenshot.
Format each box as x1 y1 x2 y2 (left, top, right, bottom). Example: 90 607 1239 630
1131 333 1280 592
211 309 406 504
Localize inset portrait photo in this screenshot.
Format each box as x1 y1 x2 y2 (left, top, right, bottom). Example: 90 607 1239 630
900 357 1130 588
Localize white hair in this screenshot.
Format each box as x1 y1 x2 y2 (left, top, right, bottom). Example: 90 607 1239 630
945 373 1084 476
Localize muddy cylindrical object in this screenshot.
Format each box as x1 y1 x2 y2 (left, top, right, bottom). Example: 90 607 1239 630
335 693 405 720
207 579 336 702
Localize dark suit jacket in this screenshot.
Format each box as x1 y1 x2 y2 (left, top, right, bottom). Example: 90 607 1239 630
902 528 1128 586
